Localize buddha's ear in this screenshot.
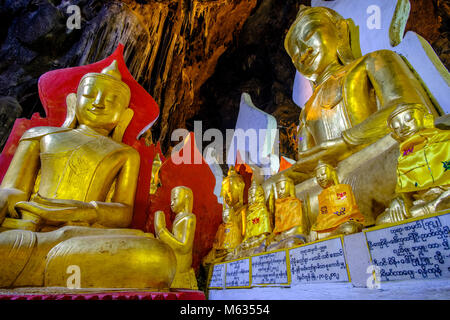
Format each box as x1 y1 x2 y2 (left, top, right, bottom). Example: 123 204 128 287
290 186 295 198
239 189 244 206
424 112 435 129
337 18 361 65
112 108 134 142
333 169 340 186
63 93 78 128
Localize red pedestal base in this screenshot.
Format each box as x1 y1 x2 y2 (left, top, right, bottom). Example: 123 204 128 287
0 289 206 301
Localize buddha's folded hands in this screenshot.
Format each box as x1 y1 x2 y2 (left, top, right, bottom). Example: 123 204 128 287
0 188 29 221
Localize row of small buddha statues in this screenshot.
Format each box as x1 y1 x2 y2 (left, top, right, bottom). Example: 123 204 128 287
203 162 362 264
204 101 450 265
203 100 450 265
0 4 448 290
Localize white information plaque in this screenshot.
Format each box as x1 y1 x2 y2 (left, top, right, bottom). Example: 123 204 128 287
365 213 450 281
225 258 251 288
208 263 226 289
289 236 349 284
251 250 290 286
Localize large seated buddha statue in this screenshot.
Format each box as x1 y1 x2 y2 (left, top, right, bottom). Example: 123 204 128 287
286 5 437 173
264 5 442 227
0 60 177 289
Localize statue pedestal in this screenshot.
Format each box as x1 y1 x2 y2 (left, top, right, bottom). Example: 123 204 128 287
207 211 450 299
0 289 206 301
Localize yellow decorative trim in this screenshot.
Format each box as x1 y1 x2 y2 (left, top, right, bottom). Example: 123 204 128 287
364 210 450 233
340 236 352 282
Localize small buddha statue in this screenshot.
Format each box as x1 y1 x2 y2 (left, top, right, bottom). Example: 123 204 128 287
0 61 177 289
234 179 272 258
149 153 162 195
285 6 437 175
310 161 364 241
376 104 450 225
203 166 246 264
154 186 197 289
266 174 307 251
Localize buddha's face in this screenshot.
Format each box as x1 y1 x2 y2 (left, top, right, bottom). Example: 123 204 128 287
222 180 243 208
286 14 340 81
389 108 425 141
315 166 335 189
275 179 293 199
76 77 130 132
171 188 187 214
248 187 264 205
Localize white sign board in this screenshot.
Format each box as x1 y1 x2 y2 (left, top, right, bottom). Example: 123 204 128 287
289 237 349 284
225 258 251 288
208 263 226 289
251 250 289 286
366 213 450 281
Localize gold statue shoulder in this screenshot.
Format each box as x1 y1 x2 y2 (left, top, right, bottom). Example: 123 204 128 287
20 126 72 141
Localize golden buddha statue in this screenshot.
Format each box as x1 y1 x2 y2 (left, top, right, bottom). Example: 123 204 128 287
266 174 307 251
154 186 197 289
0 61 177 289
310 161 364 240
234 179 272 258
285 6 437 174
149 153 162 195
376 104 450 225
203 166 246 264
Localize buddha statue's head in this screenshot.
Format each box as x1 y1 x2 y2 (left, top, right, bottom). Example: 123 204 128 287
248 179 265 206
170 186 194 214
221 166 245 209
284 6 358 81
74 60 132 135
275 174 296 199
388 104 435 141
315 161 339 189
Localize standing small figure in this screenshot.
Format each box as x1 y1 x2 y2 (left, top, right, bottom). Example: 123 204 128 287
155 186 197 289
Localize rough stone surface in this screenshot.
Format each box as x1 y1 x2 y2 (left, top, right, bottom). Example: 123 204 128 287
0 96 22 149
0 0 447 155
